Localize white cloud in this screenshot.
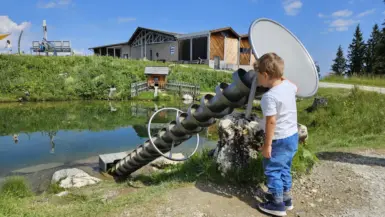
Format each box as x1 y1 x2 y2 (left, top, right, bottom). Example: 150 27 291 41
329 19 359 31
117 17 136 23
332 9 353 17
283 0 303 16
0 16 32 54
0 16 31 33
318 13 326 18
357 9 376 17
37 0 72 9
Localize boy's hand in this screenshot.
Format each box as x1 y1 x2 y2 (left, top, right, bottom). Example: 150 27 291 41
262 144 272 159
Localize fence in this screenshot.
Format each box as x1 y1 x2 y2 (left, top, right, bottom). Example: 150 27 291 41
166 81 200 99
130 81 148 98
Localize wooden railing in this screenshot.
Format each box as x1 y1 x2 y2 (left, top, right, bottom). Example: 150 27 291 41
166 81 200 99
130 81 148 98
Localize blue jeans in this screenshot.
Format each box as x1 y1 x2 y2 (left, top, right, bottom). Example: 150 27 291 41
263 133 298 202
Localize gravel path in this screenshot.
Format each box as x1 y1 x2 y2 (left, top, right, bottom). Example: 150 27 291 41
121 149 385 217
319 82 385 94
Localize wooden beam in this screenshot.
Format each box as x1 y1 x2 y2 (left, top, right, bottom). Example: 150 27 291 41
237 37 240 69
207 33 210 61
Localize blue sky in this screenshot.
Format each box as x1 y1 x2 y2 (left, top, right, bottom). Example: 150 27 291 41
1 0 384 75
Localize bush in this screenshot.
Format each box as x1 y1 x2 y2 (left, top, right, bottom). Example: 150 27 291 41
0 55 231 102
0 176 33 198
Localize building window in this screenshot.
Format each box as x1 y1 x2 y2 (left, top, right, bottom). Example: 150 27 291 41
240 48 251 54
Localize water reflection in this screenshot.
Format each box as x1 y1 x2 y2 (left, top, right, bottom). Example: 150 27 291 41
0 101 216 176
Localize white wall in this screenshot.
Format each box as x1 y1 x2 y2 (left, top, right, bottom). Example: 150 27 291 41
121 45 131 58
129 41 179 61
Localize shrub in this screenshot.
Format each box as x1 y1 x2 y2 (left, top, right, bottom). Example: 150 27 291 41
0 55 231 102
0 176 33 198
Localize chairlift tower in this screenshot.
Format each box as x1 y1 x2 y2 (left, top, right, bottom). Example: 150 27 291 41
30 20 73 56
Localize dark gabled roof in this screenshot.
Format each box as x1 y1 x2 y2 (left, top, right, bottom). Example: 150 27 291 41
88 42 128 50
210 27 240 38
127 27 181 45
240 34 249 38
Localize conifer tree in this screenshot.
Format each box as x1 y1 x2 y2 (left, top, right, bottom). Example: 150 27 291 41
365 24 381 74
331 45 347 75
347 25 366 75
374 20 385 75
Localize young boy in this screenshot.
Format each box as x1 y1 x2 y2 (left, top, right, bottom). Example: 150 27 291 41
255 53 299 216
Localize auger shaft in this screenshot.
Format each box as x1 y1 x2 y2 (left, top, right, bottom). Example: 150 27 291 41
112 69 258 176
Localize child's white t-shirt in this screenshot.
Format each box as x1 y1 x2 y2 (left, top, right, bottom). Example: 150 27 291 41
260 80 298 140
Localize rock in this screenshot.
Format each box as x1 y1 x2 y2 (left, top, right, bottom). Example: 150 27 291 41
150 153 185 169
306 97 328 112
52 168 101 189
215 112 264 177
214 112 309 177
309 203 316 208
183 99 193 105
316 198 323 203
182 94 193 100
298 124 308 143
311 189 318 193
55 191 69 197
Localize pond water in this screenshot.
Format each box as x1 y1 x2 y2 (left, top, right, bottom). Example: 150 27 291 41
0 101 218 178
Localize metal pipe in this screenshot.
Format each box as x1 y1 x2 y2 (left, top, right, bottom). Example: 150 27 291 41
111 68 264 176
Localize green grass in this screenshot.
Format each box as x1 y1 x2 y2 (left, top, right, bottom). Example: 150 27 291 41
133 91 177 101
322 74 385 88
0 147 316 217
0 55 231 102
1 87 383 216
297 87 385 152
0 176 33 198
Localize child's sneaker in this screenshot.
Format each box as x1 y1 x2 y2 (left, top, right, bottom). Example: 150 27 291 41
265 192 294 210
258 201 287 216
284 199 294 211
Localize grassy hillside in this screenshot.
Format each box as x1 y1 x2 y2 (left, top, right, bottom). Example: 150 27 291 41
0 55 232 102
1 87 384 216
322 74 385 87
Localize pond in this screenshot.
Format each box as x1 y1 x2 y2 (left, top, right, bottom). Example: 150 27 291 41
0 101 218 178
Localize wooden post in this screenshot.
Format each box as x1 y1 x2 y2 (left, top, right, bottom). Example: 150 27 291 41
135 83 138 97
237 37 240 69
207 33 210 62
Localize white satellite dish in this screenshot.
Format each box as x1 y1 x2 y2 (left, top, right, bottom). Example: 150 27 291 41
249 18 319 98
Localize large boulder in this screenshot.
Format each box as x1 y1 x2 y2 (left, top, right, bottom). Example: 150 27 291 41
213 112 309 176
214 112 264 177
52 168 101 188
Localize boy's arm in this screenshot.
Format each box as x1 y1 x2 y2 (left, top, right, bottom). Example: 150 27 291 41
264 115 276 147
262 115 276 159
260 95 277 158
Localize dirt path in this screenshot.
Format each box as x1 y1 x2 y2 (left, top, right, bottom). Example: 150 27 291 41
120 149 385 217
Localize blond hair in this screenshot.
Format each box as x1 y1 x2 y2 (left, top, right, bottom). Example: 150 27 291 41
253 52 284 79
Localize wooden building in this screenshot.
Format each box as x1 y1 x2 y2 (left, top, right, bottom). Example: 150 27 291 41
89 27 256 71
240 35 257 66
144 67 169 89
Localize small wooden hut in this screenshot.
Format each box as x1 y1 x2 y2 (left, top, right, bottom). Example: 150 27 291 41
144 66 169 89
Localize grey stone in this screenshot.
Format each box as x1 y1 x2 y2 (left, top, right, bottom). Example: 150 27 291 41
150 153 185 169
52 168 101 189
55 191 69 197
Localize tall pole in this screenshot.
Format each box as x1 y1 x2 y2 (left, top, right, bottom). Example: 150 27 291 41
43 20 47 40
18 30 23 55
43 20 48 56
